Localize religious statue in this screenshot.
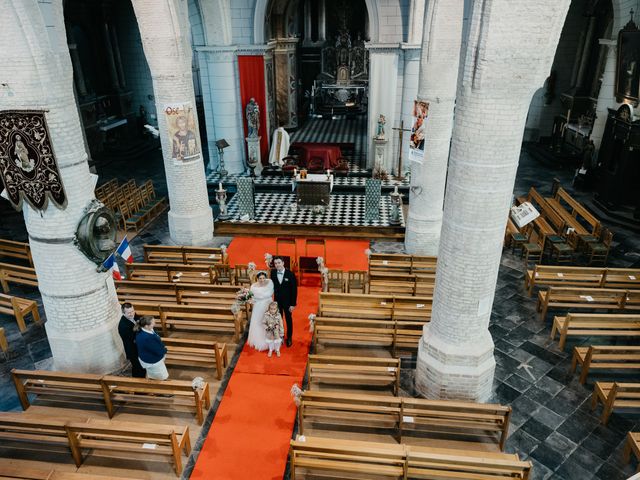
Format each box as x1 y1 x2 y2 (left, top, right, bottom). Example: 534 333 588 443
246 98 260 138
13 135 35 172
375 114 386 140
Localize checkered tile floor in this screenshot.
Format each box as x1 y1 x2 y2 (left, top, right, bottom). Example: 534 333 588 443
219 192 405 227
206 166 409 189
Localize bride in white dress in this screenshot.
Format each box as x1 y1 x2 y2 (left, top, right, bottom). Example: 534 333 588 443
247 271 274 351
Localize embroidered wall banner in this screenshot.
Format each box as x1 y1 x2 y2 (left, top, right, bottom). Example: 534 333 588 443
163 102 200 163
0 110 66 210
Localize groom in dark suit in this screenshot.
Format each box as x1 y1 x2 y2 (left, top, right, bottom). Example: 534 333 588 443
271 257 297 347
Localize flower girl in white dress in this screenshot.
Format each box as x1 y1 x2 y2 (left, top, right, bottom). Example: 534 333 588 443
247 271 273 351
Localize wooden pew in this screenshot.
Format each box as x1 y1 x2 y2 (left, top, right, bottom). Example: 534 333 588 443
318 292 433 322
551 313 640 350
368 253 437 276
545 196 589 235
368 273 435 297
571 345 640 384
297 391 511 450
11 369 104 410
307 354 400 394
591 382 640 425
0 293 41 332
163 337 228 380
313 316 423 356
159 303 242 341
115 280 239 307
0 263 38 293
124 262 216 284
624 432 640 472
555 187 601 234
12 369 213 424
0 463 139 479
537 287 640 321
289 436 531 480
100 375 211 424
0 239 33 266
65 419 191 476
0 413 71 448
143 244 227 265
289 436 407 480
525 266 640 296
406 444 531 479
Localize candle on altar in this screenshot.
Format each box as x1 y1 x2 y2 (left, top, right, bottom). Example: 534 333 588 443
294 168 297 177
394 185 398 194
219 182 223 191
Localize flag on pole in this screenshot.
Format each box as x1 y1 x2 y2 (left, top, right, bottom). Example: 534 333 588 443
102 253 121 280
116 237 133 263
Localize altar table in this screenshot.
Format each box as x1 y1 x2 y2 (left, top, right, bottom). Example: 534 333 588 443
291 143 343 170
293 174 333 206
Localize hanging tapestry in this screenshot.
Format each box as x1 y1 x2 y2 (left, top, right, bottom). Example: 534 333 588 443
0 110 66 210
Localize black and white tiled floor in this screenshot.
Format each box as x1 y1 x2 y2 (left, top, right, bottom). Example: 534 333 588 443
220 192 405 228
206 170 410 188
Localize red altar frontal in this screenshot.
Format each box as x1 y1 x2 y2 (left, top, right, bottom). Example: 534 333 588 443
290 142 345 171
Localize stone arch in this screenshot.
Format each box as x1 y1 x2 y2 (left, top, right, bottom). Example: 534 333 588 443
253 0 380 44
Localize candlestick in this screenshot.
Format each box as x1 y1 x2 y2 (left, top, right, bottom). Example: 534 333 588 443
218 182 223 191
394 185 398 194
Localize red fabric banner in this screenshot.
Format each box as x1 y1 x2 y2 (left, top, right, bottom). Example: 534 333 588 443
237 55 269 162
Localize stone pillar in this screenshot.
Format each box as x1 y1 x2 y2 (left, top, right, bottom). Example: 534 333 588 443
367 44 400 171
373 138 388 171
399 45 421 175
101 11 121 91
415 0 571 401
68 43 88 97
132 0 213 245
274 38 299 128
109 23 127 89
318 0 326 42
0 0 123 373
591 39 618 149
196 46 246 174
405 0 464 256
407 0 426 44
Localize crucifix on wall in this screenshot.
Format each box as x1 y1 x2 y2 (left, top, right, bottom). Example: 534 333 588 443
392 120 411 180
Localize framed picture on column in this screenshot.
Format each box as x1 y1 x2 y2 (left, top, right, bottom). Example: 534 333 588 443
164 102 200 163
615 19 640 105
409 100 429 164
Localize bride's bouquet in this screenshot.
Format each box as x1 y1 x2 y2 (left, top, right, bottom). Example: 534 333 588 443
235 287 253 305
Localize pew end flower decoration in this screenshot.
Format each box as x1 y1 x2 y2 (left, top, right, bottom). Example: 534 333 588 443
235 287 253 305
364 248 372 257
291 383 304 406
264 252 273 269
308 313 316 332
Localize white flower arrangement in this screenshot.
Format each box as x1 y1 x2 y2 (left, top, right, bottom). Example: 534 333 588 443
230 302 241 315
191 376 205 390
316 257 324 265
264 252 273 268
364 248 372 257
247 261 256 271
308 313 316 332
291 383 304 406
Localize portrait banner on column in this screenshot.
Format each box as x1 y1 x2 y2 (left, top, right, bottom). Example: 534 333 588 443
164 102 200 163
409 100 429 164
0 110 66 211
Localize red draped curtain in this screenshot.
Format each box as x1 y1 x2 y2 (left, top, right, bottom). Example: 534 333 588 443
237 56 269 162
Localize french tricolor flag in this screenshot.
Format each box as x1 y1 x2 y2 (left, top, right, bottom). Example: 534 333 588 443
116 237 133 264
102 254 122 280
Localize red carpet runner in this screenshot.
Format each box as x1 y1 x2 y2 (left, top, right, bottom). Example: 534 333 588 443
190 237 369 479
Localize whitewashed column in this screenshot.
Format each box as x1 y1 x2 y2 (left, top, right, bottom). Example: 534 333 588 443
415 0 571 401
367 44 400 171
132 0 213 245
405 0 464 256
591 39 618 149
197 46 246 174
0 0 123 373
399 45 421 176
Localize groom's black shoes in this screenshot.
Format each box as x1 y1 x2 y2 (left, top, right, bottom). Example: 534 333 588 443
286 338 292 347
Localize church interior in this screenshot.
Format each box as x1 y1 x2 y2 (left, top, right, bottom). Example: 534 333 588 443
2 0 640 479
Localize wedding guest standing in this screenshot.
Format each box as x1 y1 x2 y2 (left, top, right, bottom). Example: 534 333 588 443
135 316 169 380
117 302 145 378
263 301 284 357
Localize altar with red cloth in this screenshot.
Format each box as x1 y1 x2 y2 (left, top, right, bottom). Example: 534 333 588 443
290 142 343 170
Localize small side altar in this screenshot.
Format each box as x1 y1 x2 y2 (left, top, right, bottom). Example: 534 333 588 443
293 173 334 206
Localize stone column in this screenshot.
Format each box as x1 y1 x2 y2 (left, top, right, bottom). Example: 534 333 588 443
591 39 618 149
405 0 464 256
132 0 213 245
68 43 88 97
101 9 121 91
0 0 123 373
196 46 246 174
399 45 421 176
415 0 571 401
274 38 299 128
407 0 426 44
109 23 127 89
318 0 326 42
367 44 400 171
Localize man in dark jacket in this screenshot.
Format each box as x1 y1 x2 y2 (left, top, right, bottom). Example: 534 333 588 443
270 257 297 347
117 302 145 377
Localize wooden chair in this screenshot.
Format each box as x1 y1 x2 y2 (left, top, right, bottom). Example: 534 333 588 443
346 270 368 293
522 232 544 266
298 237 326 283
213 263 233 285
0 293 41 332
326 269 345 292
550 230 577 264
587 229 613 266
234 264 253 286
624 432 640 472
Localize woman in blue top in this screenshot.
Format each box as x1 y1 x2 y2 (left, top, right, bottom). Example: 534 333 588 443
134 316 169 380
